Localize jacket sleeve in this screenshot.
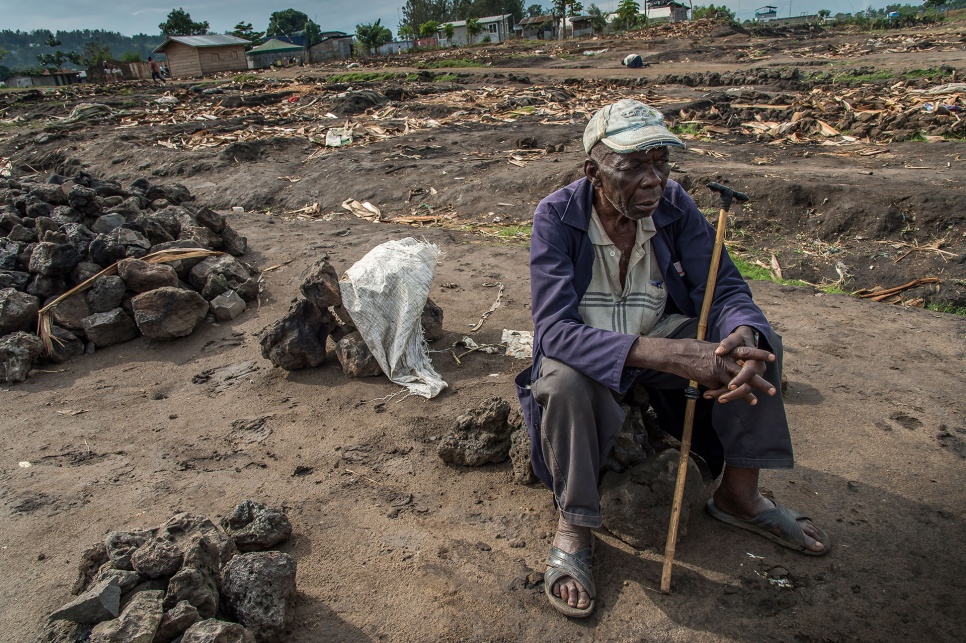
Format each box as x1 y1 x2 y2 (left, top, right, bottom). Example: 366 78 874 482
530 202 640 393
668 188 771 343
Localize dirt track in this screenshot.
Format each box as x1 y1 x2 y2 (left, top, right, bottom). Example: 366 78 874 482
2 19 966 642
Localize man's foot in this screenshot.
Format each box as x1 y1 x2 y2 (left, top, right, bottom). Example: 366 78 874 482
545 517 595 617
710 488 829 555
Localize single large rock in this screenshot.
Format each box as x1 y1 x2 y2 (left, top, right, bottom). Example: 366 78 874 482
179 225 223 250
220 224 247 256
258 300 336 371
47 292 92 332
48 577 121 625
130 537 184 579
91 213 126 234
604 403 657 474
220 552 297 643
26 274 67 300
153 600 199 643
47 324 84 364
188 256 256 302
82 309 138 347
91 567 141 594
180 620 256 643
108 227 152 258
0 287 39 334
29 242 81 276
131 287 208 340
72 542 110 595
166 565 219 620
61 222 95 256
0 331 43 383
299 257 341 309
89 589 163 643
194 207 225 233
117 259 179 293
159 513 236 567
437 397 514 466
87 275 126 313
71 261 104 286
334 331 381 378
222 501 292 552
421 297 444 341
88 236 127 267
209 290 246 322
599 449 707 550
0 269 30 291
105 530 153 571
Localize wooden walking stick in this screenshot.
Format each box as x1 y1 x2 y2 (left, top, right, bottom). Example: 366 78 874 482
660 182 748 593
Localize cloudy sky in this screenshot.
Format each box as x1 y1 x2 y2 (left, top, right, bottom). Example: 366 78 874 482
0 0 914 37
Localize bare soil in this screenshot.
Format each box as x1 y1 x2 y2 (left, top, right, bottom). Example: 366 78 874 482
2 19 966 642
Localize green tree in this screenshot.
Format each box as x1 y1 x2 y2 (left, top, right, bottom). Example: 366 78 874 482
36 35 80 69
267 9 310 37
304 20 322 46
553 1 583 38
355 19 393 56
587 3 607 33
692 4 736 21
443 23 456 42
528 4 545 17
465 17 483 43
231 22 264 48
78 40 113 66
398 23 415 40
419 20 440 38
0 47 7 61
120 51 144 63
616 0 641 30
923 0 947 7
159 8 209 36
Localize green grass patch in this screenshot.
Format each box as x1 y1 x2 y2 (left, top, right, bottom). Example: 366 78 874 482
672 122 703 137
926 302 966 316
497 224 532 238
732 257 809 287
326 72 406 83
434 74 460 83
232 74 259 83
415 59 483 69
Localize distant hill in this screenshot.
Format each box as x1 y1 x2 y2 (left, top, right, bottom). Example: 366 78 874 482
0 29 164 73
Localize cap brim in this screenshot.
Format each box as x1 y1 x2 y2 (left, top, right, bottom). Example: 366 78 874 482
599 125 686 153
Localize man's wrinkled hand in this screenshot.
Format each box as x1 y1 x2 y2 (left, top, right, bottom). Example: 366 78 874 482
706 326 776 404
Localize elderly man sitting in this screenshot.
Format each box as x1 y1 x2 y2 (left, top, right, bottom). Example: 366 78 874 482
515 99 830 619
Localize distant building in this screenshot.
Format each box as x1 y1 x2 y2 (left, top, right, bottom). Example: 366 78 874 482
308 33 354 63
443 14 514 46
568 15 596 37
1 69 83 88
153 34 250 78
517 15 556 40
376 40 414 55
246 38 305 69
646 1 690 23
754 5 779 21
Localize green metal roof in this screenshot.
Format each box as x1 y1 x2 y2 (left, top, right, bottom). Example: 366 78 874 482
247 39 305 54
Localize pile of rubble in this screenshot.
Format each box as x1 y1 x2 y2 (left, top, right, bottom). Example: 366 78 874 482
0 172 257 384
39 501 296 643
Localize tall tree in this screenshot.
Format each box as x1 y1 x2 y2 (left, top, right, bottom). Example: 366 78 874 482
304 20 322 46
355 19 392 56
36 35 80 69
419 21 440 38
231 22 264 48
78 40 113 66
587 3 607 33
267 9 310 37
615 0 640 30
528 4 545 17
398 23 415 39
159 8 209 36
553 1 583 38
465 17 483 43
443 23 456 42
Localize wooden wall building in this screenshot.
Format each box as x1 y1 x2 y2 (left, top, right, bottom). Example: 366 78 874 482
153 35 250 78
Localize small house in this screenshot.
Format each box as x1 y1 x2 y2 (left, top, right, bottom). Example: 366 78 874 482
246 38 305 69
646 1 690 23
1 69 83 88
153 35 250 78
443 14 514 46
517 15 556 40
308 32 354 63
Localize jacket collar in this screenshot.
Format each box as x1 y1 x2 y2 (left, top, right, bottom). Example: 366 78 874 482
556 177 689 231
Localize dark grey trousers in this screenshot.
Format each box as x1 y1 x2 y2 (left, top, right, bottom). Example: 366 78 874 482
531 319 793 528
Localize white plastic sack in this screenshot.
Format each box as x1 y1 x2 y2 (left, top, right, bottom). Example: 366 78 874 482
339 238 446 399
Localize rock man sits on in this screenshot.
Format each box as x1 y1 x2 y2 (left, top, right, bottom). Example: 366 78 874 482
515 99 830 618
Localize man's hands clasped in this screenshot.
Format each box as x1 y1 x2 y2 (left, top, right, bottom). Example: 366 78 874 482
671 326 776 405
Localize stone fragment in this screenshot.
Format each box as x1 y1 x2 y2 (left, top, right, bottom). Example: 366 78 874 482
509 427 538 485
35 620 93 643
117 259 179 293
92 566 141 594
159 513 236 567
91 213 126 234
334 331 381 377
8 223 37 243
89 589 163 643
131 287 209 340
48 577 121 624
258 300 336 371
107 227 151 258
61 223 95 256
0 240 21 270
88 236 127 267
194 207 225 233
180 620 255 643
188 256 253 299
130 537 184 579
87 275 126 313
51 205 84 224
604 404 657 474
220 224 247 256
299 257 341 309
165 567 219 620
209 290 246 322
222 501 292 552
220 552 297 643
599 450 707 550
82 309 138 347
72 542 110 595
0 331 43 383
47 292 91 331
47 325 84 364
106 531 154 572
153 600 199 643
29 242 81 276
437 397 514 466
0 287 39 334
421 297 444 341
26 274 67 300
179 225 223 250
133 215 175 245
0 270 30 291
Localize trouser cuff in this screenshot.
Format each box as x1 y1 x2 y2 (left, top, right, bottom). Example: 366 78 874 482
559 507 603 529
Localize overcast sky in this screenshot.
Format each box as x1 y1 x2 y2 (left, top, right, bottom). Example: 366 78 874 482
0 0 916 38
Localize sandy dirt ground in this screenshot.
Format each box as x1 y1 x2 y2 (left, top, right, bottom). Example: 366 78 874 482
2 19 966 642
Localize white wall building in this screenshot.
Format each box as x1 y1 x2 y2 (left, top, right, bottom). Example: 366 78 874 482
439 14 514 46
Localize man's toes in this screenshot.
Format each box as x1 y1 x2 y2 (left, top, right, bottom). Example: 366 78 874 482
798 519 825 552
576 587 591 609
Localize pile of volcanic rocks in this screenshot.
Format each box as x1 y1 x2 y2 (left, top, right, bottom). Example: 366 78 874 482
0 172 258 384
38 500 296 643
258 254 443 376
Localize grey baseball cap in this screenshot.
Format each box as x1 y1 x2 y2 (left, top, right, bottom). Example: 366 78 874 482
583 99 685 155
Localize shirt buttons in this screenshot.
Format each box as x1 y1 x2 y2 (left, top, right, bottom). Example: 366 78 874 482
609 251 616 256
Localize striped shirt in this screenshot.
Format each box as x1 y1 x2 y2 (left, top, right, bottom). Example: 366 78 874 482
579 208 689 338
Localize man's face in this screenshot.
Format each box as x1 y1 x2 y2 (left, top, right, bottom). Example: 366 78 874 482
586 146 671 220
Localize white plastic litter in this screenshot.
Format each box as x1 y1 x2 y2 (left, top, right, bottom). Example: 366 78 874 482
340 238 446 399
156 95 179 105
325 127 353 147
501 329 533 359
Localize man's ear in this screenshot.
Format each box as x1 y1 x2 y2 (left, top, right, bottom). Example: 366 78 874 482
584 159 600 186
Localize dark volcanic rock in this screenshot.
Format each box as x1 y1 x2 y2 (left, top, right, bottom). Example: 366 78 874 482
48 577 121 625
87 275 126 313
220 224 247 256
47 292 91 332
130 537 184 579
153 600 199 643
29 242 81 276
106 530 153 572
421 297 444 341
0 331 43 383
334 331 381 378
117 258 179 293
47 325 85 364
0 287 39 334
222 500 292 552
88 589 163 642
81 309 138 347
188 256 256 302
131 287 209 340
437 397 514 466
509 427 537 485
258 300 336 371
220 552 297 643
299 257 341 309
180 619 255 643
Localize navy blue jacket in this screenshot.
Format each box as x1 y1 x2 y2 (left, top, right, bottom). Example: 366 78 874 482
515 177 771 489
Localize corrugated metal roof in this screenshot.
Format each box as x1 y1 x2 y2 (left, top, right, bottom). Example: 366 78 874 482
154 34 250 53
445 14 513 28
247 38 304 54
